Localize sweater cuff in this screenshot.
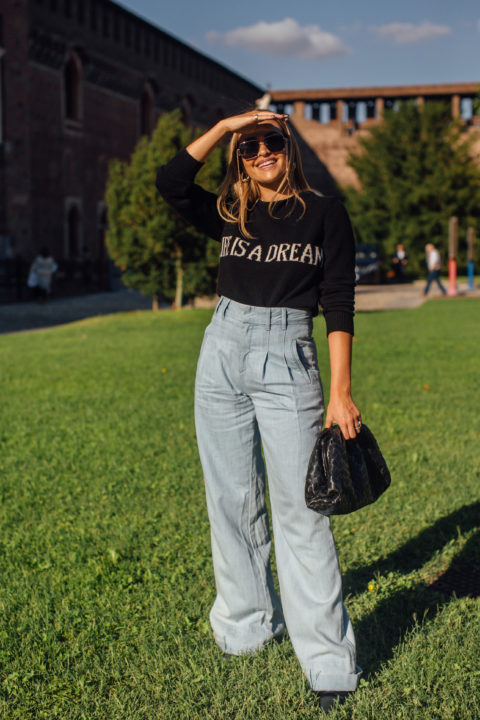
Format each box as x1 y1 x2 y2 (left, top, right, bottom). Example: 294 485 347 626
155 147 205 195
176 147 204 174
324 311 354 336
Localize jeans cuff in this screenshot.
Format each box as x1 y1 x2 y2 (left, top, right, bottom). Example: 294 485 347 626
214 625 286 656
306 666 362 692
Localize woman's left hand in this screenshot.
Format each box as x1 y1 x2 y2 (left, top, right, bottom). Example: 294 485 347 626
325 392 362 440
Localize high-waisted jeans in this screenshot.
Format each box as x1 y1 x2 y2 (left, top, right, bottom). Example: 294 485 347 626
194 297 361 691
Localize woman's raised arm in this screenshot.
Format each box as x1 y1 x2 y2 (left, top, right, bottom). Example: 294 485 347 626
186 110 288 162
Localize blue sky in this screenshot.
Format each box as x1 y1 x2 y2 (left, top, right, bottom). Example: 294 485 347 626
118 0 479 91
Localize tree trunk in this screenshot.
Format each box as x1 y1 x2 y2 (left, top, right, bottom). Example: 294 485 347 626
152 295 159 311
174 244 183 310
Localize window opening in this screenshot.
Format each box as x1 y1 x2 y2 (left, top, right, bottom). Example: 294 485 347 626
90 0 97 32
64 56 81 120
140 86 154 136
102 8 110 37
113 13 120 42
67 205 80 258
134 25 141 53
0 45 4 144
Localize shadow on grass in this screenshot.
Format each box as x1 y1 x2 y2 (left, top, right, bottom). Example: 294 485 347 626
345 501 480 676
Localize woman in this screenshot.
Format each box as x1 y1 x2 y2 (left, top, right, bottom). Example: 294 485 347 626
29 246 58 302
156 110 362 712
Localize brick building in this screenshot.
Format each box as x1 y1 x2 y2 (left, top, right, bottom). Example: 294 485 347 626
0 0 262 295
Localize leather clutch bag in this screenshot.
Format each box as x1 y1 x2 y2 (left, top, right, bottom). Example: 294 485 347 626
305 424 391 516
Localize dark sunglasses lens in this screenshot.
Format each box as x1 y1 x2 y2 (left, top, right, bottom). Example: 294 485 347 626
264 134 286 153
238 140 259 159
238 134 286 159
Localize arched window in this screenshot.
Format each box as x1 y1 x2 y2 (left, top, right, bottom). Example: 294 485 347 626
0 44 5 144
64 52 82 122
181 95 196 126
67 205 79 258
140 83 154 136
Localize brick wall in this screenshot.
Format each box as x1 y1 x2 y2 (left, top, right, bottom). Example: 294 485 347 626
1 0 31 252
0 0 262 289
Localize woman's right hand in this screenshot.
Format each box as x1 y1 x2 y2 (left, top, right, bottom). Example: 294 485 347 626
218 110 288 136
187 110 288 163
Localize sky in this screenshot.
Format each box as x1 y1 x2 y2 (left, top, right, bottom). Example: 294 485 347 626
117 0 480 91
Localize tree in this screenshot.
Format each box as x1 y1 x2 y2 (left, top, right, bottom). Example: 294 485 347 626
344 102 480 273
472 87 480 117
105 109 223 309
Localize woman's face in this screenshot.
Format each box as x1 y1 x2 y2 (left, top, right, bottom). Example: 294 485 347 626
238 122 288 197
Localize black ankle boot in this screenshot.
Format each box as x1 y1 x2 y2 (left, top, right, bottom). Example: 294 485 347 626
315 690 351 713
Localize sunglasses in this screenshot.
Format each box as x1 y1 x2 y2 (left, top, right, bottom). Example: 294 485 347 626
237 132 287 160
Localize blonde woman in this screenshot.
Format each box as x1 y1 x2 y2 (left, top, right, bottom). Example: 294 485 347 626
156 110 362 712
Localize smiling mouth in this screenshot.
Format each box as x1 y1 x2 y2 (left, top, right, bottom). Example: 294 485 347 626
256 159 277 170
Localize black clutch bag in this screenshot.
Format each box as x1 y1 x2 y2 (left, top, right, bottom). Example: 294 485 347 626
305 424 391 516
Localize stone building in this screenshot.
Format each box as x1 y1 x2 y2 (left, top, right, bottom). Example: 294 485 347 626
0 0 262 294
271 83 480 188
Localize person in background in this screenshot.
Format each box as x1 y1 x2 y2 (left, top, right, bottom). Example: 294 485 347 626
156 109 362 713
29 246 58 302
424 243 446 296
392 242 409 282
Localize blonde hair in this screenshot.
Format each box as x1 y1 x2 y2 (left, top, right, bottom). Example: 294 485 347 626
216 118 311 239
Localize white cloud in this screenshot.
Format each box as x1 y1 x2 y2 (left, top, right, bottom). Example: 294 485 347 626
369 21 451 44
338 21 362 35
206 18 350 60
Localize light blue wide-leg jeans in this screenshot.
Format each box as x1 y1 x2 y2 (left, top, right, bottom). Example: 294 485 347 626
194 297 361 692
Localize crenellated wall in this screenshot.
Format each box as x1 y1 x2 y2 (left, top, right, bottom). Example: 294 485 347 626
0 0 263 279
271 84 480 188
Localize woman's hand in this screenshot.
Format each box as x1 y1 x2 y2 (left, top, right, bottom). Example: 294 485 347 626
325 391 362 440
187 111 288 163
219 110 288 135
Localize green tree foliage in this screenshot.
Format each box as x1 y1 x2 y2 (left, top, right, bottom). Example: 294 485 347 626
105 109 223 308
344 102 480 273
472 87 480 116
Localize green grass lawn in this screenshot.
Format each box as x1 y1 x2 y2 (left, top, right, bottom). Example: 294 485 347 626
0 299 479 719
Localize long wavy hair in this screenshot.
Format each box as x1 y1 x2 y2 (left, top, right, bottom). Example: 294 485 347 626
217 117 311 239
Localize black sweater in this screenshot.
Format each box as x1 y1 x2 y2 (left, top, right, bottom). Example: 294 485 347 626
156 149 355 335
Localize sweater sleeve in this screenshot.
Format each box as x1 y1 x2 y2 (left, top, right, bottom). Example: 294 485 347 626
318 198 356 336
155 148 223 240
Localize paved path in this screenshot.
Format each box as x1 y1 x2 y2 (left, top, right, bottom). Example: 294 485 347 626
355 279 480 311
0 290 156 335
0 282 478 335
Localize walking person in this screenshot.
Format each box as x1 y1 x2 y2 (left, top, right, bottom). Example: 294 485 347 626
392 242 409 282
423 243 447 296
156 110 362 712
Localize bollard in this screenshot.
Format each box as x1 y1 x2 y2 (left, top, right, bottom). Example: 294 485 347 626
467 227 475 290
448 217 458 297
